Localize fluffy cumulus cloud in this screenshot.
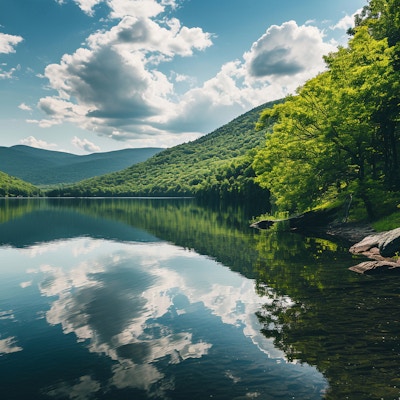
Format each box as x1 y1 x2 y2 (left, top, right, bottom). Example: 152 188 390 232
37 1 338 147
0 32 23 79
0 32 23 54
165 21 337 133
38 0 213 145
244 21 335 80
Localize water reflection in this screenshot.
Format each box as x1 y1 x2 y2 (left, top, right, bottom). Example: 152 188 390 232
2 198 399 399
0 336 23 355
34 238 294 398
0 199 327 400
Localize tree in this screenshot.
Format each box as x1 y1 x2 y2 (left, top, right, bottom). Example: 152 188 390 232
350 0 400 187
254 22 399 218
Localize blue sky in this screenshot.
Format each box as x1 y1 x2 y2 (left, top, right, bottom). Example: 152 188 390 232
0 0 366 154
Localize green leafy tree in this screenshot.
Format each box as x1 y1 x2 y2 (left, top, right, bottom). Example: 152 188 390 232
254 20 399 218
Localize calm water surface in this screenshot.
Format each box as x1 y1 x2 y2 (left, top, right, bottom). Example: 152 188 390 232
0 198 399 400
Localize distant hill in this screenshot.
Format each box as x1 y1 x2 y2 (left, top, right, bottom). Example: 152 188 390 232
0 145 163 185
0 171 41 197
48 100 279 200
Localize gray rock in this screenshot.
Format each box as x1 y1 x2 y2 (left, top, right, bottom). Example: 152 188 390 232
349 260 400 274
349 234 380 254
349 227 400 258
379 227 400 257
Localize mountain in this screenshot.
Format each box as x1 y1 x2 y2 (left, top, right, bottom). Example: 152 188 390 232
48 100 279 200
0 145 163 185
0 171 41 197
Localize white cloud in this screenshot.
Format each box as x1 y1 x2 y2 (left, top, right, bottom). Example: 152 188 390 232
18 103 32 111
107 0 166 19
0 61 20 80
72 136 101 152
73 0 103 16
244 21 335 79
37 3 212 144
36 2 338 147
331 9 363 31
0 65 17 79
332 14 354 31
0 32 23 54
65 0 179 18
163 21 336 135
19 136 59 150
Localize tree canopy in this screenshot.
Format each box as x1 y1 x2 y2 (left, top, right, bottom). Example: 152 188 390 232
0 171 42 197
254 0 399 219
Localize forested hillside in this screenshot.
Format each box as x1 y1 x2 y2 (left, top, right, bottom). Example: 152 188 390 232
47 101 280 202
0 171 41 197
46 0 398 222
0 145 162 185
254 0 399 220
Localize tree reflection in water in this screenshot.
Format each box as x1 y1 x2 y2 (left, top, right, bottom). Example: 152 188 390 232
1 197 399 399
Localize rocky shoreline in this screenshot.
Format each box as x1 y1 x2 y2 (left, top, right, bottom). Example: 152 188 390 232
318 223 400 274
252 216 400 274
347 227 400 274
325 222 377 244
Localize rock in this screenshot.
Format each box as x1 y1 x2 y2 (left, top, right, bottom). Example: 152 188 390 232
349 234 380 254
326 223 376 243
379 227 400 257
349 260 400 274
349 227 400 274
350 227 400 258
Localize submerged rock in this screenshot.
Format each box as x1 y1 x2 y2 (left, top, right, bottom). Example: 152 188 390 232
349 260 400 274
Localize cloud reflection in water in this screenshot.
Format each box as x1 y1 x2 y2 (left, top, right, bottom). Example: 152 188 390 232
25 238 285 398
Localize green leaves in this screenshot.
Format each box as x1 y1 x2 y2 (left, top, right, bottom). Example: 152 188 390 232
0 171 41 197
254 15 400 218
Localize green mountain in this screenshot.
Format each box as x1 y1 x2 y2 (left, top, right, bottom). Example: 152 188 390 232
0 145 163 185
0 171 41 197
48 100 279 201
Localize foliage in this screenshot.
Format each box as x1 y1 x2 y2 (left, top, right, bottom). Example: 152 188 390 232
254 2 400 219
195 150 270 205
46 102 279 201
372 209 400 231
0 171 42 197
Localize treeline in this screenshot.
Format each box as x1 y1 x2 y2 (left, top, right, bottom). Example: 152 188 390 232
0 171 42 197
253 0 399 219
47 101 278 203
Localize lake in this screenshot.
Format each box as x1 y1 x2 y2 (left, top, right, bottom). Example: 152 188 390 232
0 198 399 400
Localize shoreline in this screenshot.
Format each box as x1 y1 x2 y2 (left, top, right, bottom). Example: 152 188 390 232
325 222 376 244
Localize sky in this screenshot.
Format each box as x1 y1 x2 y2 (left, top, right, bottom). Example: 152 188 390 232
0 0 367 154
